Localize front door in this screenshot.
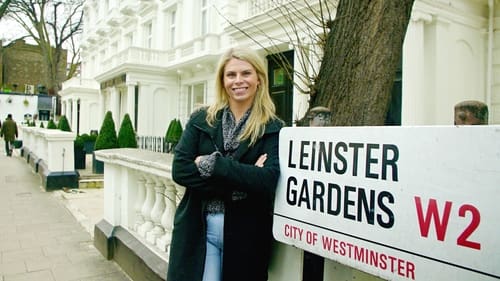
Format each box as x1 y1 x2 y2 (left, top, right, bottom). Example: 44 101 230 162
267 50 294 126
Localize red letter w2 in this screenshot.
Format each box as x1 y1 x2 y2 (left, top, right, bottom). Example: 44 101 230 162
414 196 481 250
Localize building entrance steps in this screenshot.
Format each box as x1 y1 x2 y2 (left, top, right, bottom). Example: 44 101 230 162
77 154 104 189
0 140 131 281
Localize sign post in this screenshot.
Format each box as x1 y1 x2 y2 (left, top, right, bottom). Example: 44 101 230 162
273 126 500 281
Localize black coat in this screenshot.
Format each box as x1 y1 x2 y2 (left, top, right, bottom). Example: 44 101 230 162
167 108 283 281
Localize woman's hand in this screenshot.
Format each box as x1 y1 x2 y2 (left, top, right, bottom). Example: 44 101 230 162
194 155 202 166
254 153 267 167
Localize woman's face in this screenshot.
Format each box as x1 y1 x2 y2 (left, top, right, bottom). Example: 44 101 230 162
223 58 260 108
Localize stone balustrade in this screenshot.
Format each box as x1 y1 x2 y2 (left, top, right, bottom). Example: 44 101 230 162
20 126 78 190
93 148 185 279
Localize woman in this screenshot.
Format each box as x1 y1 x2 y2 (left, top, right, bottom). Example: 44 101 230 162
167 47 283 281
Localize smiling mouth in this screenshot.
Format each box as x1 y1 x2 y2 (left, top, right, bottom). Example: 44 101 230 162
232 87 248 91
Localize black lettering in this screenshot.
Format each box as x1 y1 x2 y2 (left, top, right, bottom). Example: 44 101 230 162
327 183 341 215
382 144 399 181
357 187 375 225
349 143 364 177
312 180 325 212
286 176 298 205
288 140 296 168
298 179 311 209
377 191 395 228
318 142 332 173
343 185 356 220
334 142 347 174
365 143 379 179
299 141 310 170
311 141 317 171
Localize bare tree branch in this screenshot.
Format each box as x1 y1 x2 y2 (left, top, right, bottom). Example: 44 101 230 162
6 0 84 96
215 0 337 97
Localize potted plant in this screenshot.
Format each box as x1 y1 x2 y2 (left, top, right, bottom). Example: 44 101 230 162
118 113 137 148
74 135 86 169
47 119 57 129
93 111 118 174
57 115 71 132
81 133 98 154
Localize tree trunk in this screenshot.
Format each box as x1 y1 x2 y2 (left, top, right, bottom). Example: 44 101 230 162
312 0 414 126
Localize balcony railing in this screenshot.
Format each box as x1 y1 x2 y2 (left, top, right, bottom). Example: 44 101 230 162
61 77 100 90
137 135 172 153
94 148 185 256
245 0 291 17
100 47 171 73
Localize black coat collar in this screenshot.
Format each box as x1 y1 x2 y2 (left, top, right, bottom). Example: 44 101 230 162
191 108 282 161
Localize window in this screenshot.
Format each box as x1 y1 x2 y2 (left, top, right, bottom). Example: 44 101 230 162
125 32 134 47
187 83 206 114
144 22 153 48
201 0 208 35
169 10 176 48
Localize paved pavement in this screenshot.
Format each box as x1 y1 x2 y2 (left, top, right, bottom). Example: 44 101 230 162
0 140 131 281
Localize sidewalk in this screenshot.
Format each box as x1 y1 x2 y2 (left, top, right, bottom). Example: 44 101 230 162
0 141 131 281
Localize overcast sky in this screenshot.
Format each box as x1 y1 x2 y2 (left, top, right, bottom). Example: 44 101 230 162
0 18 31 44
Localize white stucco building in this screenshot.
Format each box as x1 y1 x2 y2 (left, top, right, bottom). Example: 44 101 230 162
59 0 500 137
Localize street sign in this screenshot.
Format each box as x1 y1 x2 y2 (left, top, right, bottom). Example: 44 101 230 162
273 126 500 281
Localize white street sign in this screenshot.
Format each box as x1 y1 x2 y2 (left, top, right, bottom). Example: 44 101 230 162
273 126 500 281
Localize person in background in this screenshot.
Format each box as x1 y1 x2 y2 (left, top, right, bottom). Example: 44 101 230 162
0 114 18 157
454 100 488 125
167 47 283 281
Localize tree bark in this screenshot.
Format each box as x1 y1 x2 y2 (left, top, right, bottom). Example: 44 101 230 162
312 0 414 126
0 0 12 20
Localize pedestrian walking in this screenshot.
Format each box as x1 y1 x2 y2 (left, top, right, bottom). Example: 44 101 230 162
0 113 18 156
167 47 284 281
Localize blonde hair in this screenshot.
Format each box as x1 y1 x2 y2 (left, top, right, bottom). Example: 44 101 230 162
207 47 277 146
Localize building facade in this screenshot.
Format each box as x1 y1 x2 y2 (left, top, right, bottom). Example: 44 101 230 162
1 39 67 96
61 0 500 138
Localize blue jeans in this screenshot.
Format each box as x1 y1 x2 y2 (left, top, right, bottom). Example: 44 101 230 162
202 213 224 281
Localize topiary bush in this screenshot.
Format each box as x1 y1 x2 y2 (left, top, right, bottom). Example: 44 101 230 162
74 135 86 169
118 113 137 148
94 111 118 150
165 119 183 153
57 115 71 132
40 122 45 128
47 119 57 129
74 135 85 150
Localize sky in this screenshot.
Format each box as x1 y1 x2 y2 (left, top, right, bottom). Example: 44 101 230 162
0 17 32 44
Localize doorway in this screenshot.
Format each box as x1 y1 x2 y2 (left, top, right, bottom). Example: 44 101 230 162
267 50 294 126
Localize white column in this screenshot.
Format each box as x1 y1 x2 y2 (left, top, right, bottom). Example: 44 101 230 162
109 87 120 129
138 177 155 237
133 177 147 231
66 99 73 123
72 99 78 132
433 17 453 125
99 90 106 126
61 100 67 117
402 11 432 125
146 177 166 245
157 178 178 251
126 82 136 124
